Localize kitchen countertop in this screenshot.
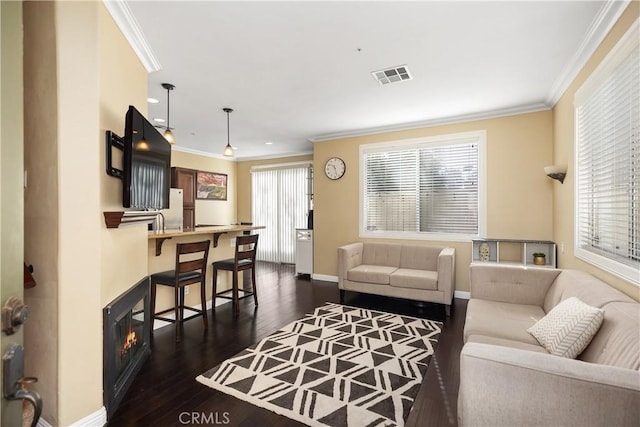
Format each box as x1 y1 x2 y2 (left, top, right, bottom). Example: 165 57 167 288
148 224 265 255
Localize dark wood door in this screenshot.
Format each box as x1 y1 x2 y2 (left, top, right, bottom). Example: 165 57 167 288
171 167 196 229
183 207 195 230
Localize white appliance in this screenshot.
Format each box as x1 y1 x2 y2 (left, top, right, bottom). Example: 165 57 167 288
153 188 184 231
295 228 313 275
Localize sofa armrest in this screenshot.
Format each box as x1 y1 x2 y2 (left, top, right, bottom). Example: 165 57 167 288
469 263 562 306
437 247 455 304
458 342 640 427
337 242 363 288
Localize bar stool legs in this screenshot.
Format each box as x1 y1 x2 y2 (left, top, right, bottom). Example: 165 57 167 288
212 234 259 317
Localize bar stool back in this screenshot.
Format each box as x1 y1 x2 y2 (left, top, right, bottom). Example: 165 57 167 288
212 234 259 316
150 240 210 342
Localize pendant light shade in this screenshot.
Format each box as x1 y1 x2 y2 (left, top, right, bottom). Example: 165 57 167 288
162 83 176 145
163 129 176 145
223 107 234 157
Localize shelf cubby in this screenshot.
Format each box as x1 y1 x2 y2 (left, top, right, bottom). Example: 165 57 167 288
472 238 557 268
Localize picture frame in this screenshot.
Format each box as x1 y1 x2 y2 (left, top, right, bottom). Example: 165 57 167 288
196 171 228 200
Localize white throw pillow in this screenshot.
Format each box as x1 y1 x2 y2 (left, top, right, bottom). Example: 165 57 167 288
527 297 604 359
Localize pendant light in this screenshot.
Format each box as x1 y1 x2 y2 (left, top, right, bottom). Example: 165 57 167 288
135 120 150 151
223 107 234 157
161 83 176 144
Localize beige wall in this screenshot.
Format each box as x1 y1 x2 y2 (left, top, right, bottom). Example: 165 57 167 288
24 2 150 424
99 4 149 307
23 1 59 423
56 2 103 424
172 150 238 225
313 111 554 292
552 2 639 301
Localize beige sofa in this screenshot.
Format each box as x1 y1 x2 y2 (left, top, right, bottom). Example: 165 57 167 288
337 242 455 315
459 263 640 426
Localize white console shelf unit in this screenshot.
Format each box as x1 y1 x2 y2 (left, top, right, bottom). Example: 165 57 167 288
472 238 557 268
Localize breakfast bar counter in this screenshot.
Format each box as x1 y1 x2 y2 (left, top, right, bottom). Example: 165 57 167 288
148 224 265 256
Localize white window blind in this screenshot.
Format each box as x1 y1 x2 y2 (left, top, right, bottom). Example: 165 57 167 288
575 19 640 285
252 164 310 263
361 131 485 240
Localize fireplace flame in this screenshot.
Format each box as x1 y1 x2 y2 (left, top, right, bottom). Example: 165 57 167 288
121 329 138 357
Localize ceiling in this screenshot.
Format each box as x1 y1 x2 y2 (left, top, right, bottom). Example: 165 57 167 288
111 1 622 160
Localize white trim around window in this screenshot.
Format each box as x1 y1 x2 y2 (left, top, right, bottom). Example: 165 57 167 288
359 130 487 242
574 18 640 286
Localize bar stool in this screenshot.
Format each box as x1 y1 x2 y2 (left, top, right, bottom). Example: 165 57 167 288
150 240 210 342
212 234 259 316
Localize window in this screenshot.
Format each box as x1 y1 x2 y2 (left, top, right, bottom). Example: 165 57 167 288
251 162 312 263
360 131 486 241
575 19 639 286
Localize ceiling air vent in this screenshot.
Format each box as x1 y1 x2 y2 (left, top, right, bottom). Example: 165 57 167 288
371 65 412 85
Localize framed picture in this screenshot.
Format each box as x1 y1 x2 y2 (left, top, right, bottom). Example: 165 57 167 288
196 171 228 200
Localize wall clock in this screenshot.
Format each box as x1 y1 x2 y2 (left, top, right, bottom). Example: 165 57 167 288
324 157 346 180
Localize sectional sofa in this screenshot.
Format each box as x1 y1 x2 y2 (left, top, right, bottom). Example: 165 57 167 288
459 263 640 426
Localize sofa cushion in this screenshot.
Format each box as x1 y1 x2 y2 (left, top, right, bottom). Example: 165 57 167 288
528 297 604 359
543 269 635 313
390 268 438 290
470 264 561 306
347 265 397 285
362 243 402 267
466 334 548 354
399 245 443 271
464 299 545 346
578 301 640 370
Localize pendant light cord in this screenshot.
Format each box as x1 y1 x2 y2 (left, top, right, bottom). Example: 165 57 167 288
166 87 171 131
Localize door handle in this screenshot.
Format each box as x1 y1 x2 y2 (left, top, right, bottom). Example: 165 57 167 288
3 344 42 427
2 296 28 335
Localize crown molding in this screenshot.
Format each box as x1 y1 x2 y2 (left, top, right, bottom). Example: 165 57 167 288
238 150 314 162
173 144 313 162
102 0 162 73
171 145 233 161
309 102 549 143
545 0 630 106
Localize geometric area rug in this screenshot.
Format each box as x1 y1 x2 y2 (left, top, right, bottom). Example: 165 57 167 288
197 303 442 427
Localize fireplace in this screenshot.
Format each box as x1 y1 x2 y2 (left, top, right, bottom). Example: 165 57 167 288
103 276 151 418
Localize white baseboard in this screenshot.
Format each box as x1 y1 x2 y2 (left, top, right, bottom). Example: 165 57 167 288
37 416 53 427
69 406 107 426
312 273 338 282
454 290 470 300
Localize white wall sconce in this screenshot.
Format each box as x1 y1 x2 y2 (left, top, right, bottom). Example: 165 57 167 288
544 165 567 184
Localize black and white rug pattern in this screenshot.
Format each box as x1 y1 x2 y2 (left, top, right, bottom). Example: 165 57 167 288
197 303 442 427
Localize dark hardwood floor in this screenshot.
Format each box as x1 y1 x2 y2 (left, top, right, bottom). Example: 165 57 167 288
108 262 466 427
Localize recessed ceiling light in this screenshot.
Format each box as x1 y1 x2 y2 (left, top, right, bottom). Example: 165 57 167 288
147 97 159 104
265 141 273 145
153 118 165 123
371 65 412 85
